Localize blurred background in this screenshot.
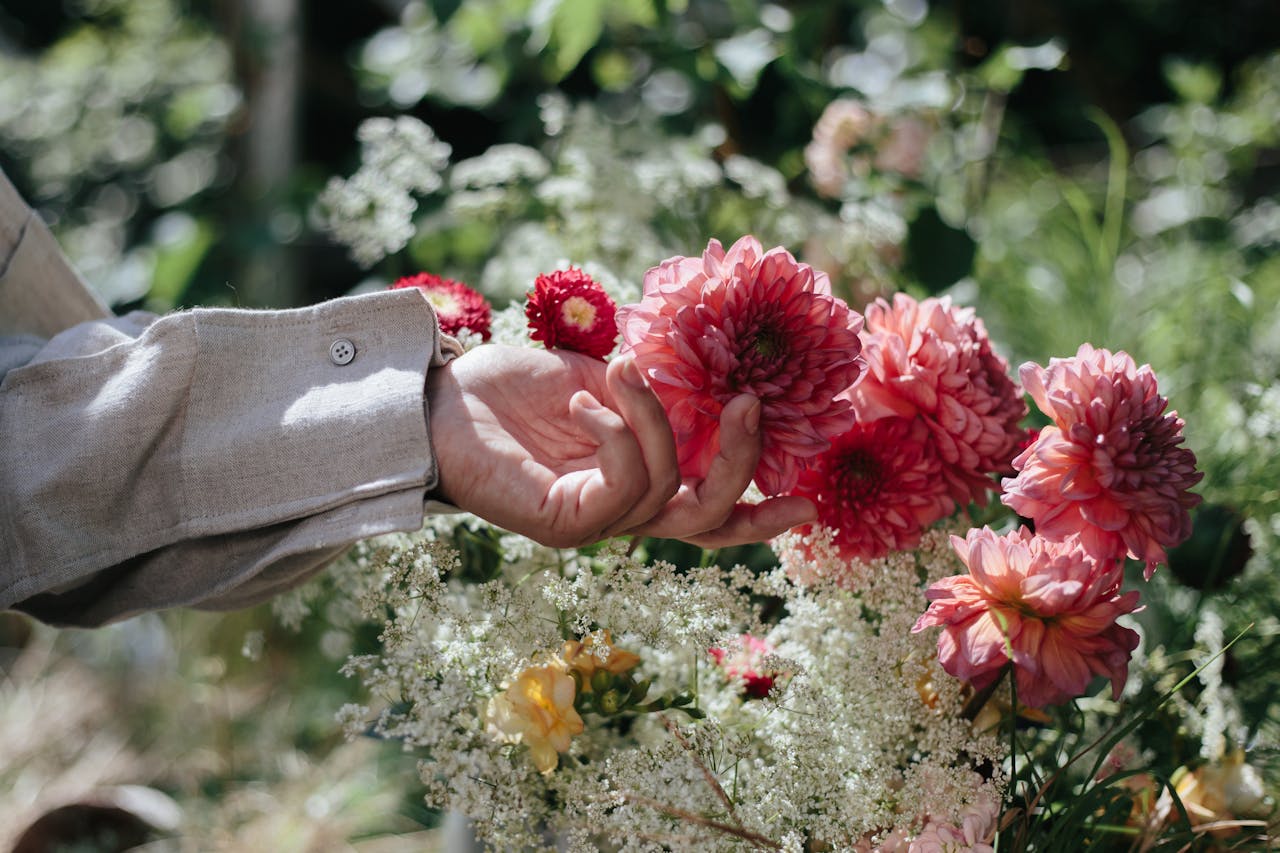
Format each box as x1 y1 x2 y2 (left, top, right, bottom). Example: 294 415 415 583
1 0 1278 848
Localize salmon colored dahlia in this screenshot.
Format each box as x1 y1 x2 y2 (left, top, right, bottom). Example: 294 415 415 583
912 526 1141 709
850 293 1027 507
525 268 619 360
1001 344 1203 578
391 272 492 340
617 236 865 496
790 416 955 562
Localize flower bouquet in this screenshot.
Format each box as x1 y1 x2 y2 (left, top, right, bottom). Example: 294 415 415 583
297 117 1271 851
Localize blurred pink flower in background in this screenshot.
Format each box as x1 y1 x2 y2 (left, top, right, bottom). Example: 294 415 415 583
851 293 1028 507
525 268 618 360
804 99 876 197
618 236 865 495
1002 344 1203 577
913 526 1141 709
788 416 955 564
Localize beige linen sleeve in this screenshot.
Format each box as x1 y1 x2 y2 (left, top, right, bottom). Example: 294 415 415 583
0 169 464 626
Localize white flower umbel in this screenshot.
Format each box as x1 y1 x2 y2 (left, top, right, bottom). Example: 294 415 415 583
335 526 1004 850
313 116 450 266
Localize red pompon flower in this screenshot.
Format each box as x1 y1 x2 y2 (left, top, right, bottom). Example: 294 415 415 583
709 635 780 699
912 526 1141 709
849 293 1028 507
1001 344 1203 578
790 416 956 563
618 236 865 496
391 272 492 340
525 268 619 360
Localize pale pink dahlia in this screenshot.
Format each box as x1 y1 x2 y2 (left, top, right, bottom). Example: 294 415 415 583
525 268 619 360
391 272 492 340
1001 344 1203 578
617 236 865 496
790 416 955 562
912 526 1141 709
850 293 1027 507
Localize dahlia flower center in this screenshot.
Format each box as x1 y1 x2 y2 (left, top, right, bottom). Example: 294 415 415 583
751 325 786 360
834 449 883 503
560 296 598 331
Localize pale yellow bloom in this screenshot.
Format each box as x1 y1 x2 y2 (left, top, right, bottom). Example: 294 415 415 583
562 631 641 690
487 663 584 774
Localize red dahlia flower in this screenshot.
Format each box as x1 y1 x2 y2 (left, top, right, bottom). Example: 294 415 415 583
1001 344 1203 578
790 416 955 563
525 268 619 360
618 236 865 496
850 293 1027 506
913 526 1141 709
391 272 492 340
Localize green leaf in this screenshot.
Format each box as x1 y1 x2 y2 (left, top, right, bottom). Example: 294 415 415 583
549 0 606 80
147 217 216 312
1163 57 1223 104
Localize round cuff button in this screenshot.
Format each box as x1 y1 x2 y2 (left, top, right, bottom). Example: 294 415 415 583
329 338 356 365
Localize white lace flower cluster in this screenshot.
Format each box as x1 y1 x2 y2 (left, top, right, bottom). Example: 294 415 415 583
313 116 451 267
332 519 1005 851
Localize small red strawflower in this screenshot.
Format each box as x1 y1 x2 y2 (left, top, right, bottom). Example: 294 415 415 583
525 268 619 360
709 634 781 700
391 272 492 340
618 236 865 496
789 415 955 564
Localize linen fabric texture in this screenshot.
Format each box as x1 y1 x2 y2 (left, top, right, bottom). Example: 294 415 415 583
0 167 462 626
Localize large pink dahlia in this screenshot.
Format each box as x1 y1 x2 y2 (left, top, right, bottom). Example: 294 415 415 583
912 526 1141 709
1001 344 1203 578
617 236 865 495
790 416 955 563
849 293 1027 507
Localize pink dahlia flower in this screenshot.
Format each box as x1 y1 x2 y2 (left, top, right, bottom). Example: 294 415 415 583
790 416 955 563
1001 344 1203 578
391 272 492 340
912 526 1141 709
850 293 1027 507
525 268 619 360
617 236 865 495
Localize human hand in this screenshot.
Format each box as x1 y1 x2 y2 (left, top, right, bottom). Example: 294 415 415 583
425 345 816 549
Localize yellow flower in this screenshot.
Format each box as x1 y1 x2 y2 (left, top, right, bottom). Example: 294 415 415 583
562 631 641 691
1171 750 1268 832
487 663 584 774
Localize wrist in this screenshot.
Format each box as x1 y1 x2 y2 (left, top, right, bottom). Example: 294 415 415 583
424 358 457 507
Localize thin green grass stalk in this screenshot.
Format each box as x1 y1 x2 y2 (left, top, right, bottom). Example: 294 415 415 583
1003 625 1252 849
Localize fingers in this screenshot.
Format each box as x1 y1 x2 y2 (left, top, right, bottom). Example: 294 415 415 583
680 495 818 549
597 358 680 537
630 393 765 540
530 389 654 547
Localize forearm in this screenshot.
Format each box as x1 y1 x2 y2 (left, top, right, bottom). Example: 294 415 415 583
1 288 462 626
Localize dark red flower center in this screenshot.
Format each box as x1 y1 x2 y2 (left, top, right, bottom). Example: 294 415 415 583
832 448 883 505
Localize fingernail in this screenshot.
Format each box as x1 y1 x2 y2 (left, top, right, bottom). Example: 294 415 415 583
745 399 761 435
620 358 647 390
